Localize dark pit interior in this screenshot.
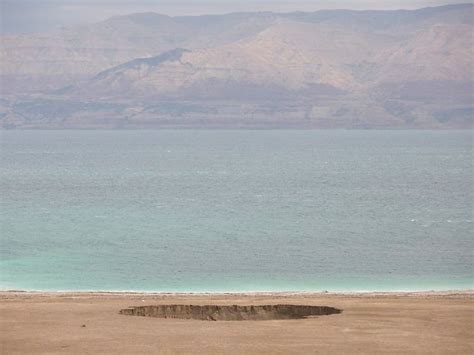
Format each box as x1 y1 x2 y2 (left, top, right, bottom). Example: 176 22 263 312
119 304 342 321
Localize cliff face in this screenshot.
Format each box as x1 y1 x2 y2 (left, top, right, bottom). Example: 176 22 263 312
1 4 473 128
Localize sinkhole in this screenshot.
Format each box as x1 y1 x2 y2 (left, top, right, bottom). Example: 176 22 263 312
120 304 342 321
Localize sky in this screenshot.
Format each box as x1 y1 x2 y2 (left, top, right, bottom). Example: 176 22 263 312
0 0 469 33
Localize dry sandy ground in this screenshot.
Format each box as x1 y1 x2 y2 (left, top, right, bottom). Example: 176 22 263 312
1 291 473 354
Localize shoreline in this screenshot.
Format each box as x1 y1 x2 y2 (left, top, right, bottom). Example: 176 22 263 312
2 289 473 298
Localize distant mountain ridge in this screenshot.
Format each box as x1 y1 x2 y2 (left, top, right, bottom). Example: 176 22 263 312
1 4 472 128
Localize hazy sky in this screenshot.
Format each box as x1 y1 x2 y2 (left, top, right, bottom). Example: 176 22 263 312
0 0 469 33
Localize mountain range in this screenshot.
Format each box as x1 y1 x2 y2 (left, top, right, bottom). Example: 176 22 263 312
1 3 473 128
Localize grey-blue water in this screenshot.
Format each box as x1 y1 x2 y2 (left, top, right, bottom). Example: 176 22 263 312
1 130 472 292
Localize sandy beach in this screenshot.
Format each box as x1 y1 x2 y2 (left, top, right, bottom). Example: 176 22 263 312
1 291 473 354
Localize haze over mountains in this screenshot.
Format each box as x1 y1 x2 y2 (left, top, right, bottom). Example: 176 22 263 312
1 3 473 128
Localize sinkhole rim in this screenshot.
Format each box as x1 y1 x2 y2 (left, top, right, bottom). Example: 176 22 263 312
119 304 343 321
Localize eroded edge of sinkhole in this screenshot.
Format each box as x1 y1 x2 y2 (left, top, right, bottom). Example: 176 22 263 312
119 304 343 321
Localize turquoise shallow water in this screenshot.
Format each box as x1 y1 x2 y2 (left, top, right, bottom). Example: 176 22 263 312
0 130 472 292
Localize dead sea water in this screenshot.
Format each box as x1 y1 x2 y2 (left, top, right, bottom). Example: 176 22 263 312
0 130 472 292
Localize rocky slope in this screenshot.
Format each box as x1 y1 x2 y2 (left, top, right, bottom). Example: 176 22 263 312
1 4 472 128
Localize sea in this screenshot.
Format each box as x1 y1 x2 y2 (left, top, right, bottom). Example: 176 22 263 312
1 130 472 292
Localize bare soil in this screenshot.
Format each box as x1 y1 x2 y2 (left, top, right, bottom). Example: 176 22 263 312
1 291 473 354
